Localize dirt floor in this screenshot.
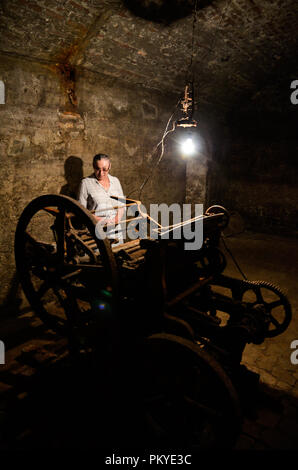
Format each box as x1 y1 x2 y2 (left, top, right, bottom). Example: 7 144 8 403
0 230 297 451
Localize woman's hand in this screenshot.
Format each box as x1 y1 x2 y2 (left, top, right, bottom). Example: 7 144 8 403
113 207 125 225
93 207 124 226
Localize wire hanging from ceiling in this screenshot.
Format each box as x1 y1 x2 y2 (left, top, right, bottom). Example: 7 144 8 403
128 2 199 199
128 0 232 200
126 97 181 199
187 0 199 83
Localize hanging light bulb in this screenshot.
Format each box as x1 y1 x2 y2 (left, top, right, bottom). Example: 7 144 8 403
174 2 200 158
175 83 198 157
181 136 196 156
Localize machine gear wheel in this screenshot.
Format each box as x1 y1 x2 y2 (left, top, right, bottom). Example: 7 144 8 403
233 280 292 338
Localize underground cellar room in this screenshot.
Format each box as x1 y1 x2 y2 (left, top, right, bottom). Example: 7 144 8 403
0 0 297 453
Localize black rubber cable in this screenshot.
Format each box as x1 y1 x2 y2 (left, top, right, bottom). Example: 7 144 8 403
221 234 248 281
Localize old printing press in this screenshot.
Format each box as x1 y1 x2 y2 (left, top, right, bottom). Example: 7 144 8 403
14 194 292 448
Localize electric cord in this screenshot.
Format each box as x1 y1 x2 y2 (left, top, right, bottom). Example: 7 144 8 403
221 233 248 281
126 97 181 199
187 0 199 83
126 1 199 200
137 120 176 200
188 0 234 102
127 1 234 201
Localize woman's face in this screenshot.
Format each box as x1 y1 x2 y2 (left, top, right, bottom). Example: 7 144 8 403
93 159 110 181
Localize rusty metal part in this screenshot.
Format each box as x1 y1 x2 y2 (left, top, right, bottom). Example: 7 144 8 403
205 205 230 230
231 279 292 337
14 194 293 449
206 275 292 337
14 194 118 338
139 333 242 449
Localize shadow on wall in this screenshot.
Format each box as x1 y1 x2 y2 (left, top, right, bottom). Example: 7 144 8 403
60 156 84 200
0 157 84 320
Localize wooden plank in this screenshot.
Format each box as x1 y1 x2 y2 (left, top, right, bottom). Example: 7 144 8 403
112 239 141 254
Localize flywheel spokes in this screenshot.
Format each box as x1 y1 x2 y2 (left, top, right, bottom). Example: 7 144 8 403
15 194 118 339
236 280 292 337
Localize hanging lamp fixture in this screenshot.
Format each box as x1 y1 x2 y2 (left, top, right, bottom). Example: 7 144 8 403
176 0 199 156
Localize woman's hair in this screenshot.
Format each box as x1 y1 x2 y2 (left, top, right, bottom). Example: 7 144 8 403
93 153 110 167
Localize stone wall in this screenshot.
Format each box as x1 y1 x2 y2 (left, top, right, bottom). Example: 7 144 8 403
206 111 298 235
0 53 186 309
185 114 223 210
